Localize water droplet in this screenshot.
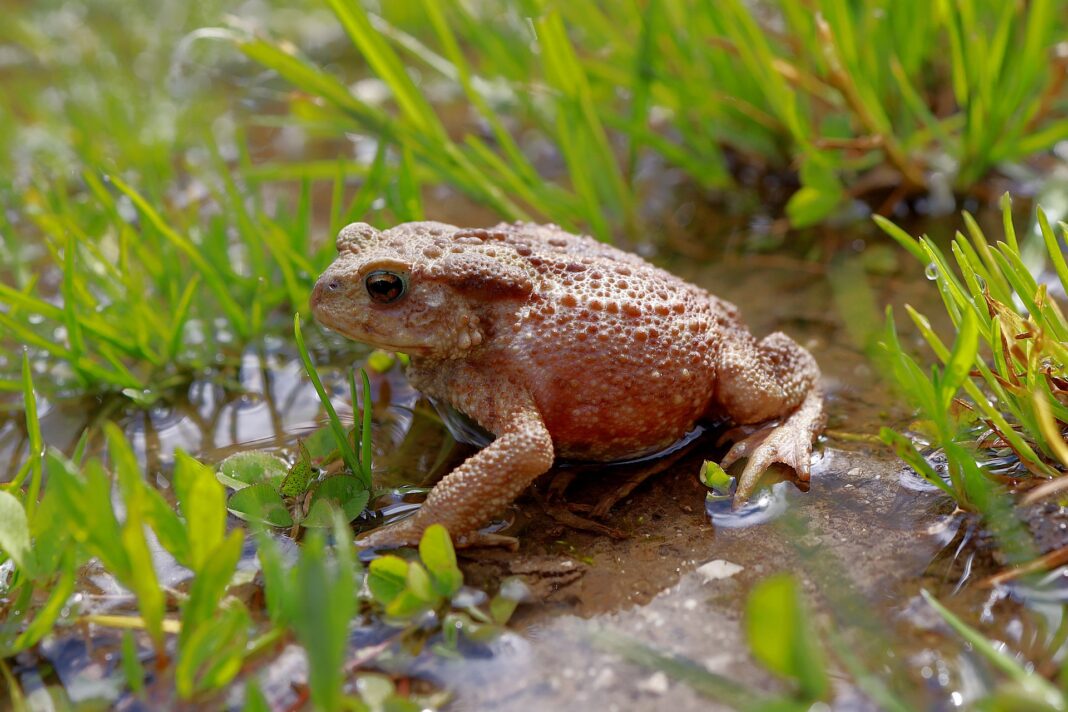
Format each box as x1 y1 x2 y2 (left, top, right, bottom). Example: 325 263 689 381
925 263 939 280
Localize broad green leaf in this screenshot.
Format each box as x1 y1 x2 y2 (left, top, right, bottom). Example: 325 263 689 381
242 681 270 712
366 350 396 373
699 460 733 495
489 594 519 626
419 524 462 598
786 155 843 228
28 486 69 577
175 601 250 699
47 452 131 580
939 309 979 411
302 499 340 529
180 529 245 650
303 477 369 527
0 492 31 574
122 515 165 647
254 532 291 626
228 485 293 528
385 589 431 619
141 489 190 567
217 451 290 490
290 532 357 712
745 574 828 701
367 555 409 606
103 424 189 566
105 423 144 503
301 426 340 460
490 577 530 628
405 561 435 603
14 550 76 651
174 451 226 571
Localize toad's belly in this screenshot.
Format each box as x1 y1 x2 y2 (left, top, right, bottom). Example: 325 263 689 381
431 397 706 464
508 306 719 460
529 367 716 462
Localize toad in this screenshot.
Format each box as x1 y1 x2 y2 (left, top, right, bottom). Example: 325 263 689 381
311 222 824 547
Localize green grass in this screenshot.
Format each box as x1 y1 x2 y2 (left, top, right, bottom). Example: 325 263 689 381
227 0 1067 238
876 197 1068 571
879 199 1068 484
0 0 430 402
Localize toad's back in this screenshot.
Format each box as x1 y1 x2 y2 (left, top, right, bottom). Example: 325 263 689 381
475 223 730 461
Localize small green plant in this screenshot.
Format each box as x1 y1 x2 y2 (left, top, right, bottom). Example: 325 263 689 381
0 359 514 709
217 318 376 532
0 427 252 698
220 443 371 531
877 197 1068 565
255 519 516 710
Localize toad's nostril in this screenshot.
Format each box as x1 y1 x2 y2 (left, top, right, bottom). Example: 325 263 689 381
310 279 328 308
327 281 340 291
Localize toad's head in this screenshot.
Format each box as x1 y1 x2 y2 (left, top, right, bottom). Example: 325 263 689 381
311 222 536 359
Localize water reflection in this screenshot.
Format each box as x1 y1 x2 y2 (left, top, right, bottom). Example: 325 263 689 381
705 480 792 529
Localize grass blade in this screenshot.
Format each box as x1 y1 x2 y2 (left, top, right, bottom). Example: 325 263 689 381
293 314 364 485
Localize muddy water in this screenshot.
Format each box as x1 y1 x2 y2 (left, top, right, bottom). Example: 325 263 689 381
4 227 1053 710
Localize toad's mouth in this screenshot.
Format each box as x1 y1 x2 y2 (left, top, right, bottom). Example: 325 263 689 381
313 312 434 357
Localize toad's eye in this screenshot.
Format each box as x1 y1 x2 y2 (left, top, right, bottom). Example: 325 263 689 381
365 270 408 304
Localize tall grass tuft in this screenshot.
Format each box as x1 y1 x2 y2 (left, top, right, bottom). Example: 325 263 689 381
226 0 1068 237
877 195 1068 563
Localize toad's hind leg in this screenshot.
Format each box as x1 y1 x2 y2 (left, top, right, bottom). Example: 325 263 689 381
713 331 825 504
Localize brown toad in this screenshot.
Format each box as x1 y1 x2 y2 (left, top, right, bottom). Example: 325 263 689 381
311 221 824 547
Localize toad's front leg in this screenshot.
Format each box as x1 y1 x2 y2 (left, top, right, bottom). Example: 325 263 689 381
357 379 554 549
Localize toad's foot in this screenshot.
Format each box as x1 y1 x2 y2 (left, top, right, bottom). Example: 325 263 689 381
721 387 825 505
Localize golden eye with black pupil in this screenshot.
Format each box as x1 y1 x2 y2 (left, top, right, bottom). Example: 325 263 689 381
365 270 407 304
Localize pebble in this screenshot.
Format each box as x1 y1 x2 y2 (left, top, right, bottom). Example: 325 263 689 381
696 559 744 581
637 671 669 695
